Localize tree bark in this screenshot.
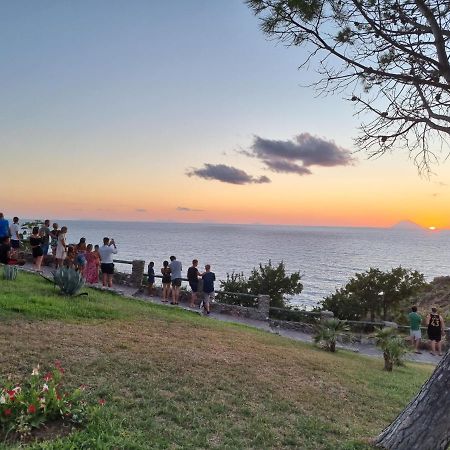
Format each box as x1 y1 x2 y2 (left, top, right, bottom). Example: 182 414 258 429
376 350 450 449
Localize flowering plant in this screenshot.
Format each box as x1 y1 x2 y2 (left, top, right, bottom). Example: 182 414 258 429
0 361 88 439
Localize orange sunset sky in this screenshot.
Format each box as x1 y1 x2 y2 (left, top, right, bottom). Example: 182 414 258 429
2 1 449 229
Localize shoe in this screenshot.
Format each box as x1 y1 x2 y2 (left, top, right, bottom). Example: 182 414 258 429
414 351 422 354
430 352 436 356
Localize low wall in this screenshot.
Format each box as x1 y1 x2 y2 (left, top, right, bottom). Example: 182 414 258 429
211 295 270 321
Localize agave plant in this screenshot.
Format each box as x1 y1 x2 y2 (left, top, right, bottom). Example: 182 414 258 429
3 265 18 281
314 318 350 352
373 327 409 371
52 267 85 296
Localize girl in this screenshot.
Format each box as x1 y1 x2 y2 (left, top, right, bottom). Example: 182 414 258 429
161 260 171 302
56 226 68 268
85 244 100 284
29 226 43 272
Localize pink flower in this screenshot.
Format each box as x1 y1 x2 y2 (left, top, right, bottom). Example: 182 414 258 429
7 390 15 401
28 404 36 414
4 408 12 416
98 399 106 406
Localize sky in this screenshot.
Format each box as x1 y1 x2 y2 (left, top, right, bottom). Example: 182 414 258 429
1 0 450 228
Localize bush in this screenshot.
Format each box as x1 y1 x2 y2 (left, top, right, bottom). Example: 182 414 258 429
216 272 255 307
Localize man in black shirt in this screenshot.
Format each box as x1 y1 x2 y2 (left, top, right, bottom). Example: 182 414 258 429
187 259 200 308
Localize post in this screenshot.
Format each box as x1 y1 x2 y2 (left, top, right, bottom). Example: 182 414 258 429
257 294 270 320
131 260 145 289
320 310 334 322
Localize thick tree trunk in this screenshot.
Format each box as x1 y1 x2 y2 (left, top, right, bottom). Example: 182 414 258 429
383 353 392 372
376 350 450 450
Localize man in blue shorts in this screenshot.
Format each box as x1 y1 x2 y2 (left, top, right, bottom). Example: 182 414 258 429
201 264 216 315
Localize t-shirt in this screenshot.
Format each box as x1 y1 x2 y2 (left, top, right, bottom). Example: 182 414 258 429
0 219 9 238
39 226 50 244
0 243 10 264
202 272 216 294
169 260 182 279
9 223 20 241
98 245 118 264
408 312 422 331
187 266 199 282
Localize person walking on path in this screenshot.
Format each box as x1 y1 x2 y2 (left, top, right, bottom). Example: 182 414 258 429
169 255 182 305
0 213 10 240
426 307 445 356
187 259 201 307
9 217 20 258
98 237 117 288
147 261 155 295
39 220 51 256
408 306 422 354
201 264 216 315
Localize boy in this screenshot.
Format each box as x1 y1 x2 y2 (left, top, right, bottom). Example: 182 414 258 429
147 261 155 295
201 264 215 315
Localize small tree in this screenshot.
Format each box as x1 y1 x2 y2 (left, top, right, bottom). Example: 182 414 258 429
314 318 349 352
217 272 255 307
374 327 409 371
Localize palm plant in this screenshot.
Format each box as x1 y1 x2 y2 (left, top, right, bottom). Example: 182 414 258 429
373 327 409 371
3 265 18 281
314 318 349 352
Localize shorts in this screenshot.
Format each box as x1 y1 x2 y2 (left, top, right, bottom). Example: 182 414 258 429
203 291 215 305
428 327 442 342
101 263 115 275
11 240 20 249
410 329 421 340
32 246 44 258
171 278 182 287
189 281 198 292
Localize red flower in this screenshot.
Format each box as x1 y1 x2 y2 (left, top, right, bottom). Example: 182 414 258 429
43 372 53 382
4 409 12 416
7 390 15 401
56 394 62 401
54 360 62 367
28 404 36 414
98 399 106 406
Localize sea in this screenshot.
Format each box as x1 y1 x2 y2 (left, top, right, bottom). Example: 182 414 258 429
38 221 450 309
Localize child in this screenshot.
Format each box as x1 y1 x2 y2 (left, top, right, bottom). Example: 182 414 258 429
201 264 216 315
147 261 155 295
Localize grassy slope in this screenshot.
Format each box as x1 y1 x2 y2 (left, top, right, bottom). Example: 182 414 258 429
0 273 433 450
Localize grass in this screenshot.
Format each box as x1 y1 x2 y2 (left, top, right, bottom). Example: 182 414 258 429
0 272 434 449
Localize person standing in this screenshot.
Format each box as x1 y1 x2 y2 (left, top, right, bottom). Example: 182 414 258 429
98 237 117 288
187 259 200 308
9 217 20 258
50 223 59 258
201 264 216 315
408 306 422 354
147 261 155 296
30 226 44 272
426 307 445 356
161 260 171 302
85 244 100 284
55 226 68 268
0 213 10 240
39 219 51 256
169 255 182 305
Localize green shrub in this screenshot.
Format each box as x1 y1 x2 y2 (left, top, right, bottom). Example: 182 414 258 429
313 318 350 352
373 327 409 371
3 265 18 281
53 267 85 296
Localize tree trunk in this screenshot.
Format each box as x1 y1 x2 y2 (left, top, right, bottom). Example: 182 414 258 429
330 341 336 352
376 351 450 450
383 353 392 372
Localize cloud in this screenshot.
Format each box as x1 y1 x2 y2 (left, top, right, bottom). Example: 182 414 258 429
135 208 147 213
187 164 271 185
176 206 205 212
245 133 354 176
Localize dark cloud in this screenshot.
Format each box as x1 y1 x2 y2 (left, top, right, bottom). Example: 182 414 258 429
245 133 354 176
187 164 271 185
135 208 147 213
176 206 205 212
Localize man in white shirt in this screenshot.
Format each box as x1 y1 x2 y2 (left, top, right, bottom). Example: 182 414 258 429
169 255 182 305
98 237 118 287
9 217 20 258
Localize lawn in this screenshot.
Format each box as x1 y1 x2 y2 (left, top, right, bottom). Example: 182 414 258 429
0 272 433 449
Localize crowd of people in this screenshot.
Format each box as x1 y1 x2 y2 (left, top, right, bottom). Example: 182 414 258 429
0 213 215 313
408 305 446 356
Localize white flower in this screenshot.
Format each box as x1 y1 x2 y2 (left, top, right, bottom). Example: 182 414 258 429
13 386 21 393
42 383 49 392
0 395 6 404
31 365 40 376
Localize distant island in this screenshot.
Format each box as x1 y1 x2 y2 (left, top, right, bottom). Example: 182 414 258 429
390 220 424 230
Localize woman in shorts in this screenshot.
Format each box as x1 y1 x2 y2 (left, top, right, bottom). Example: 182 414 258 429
29 226 44 272
161 260 171 302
